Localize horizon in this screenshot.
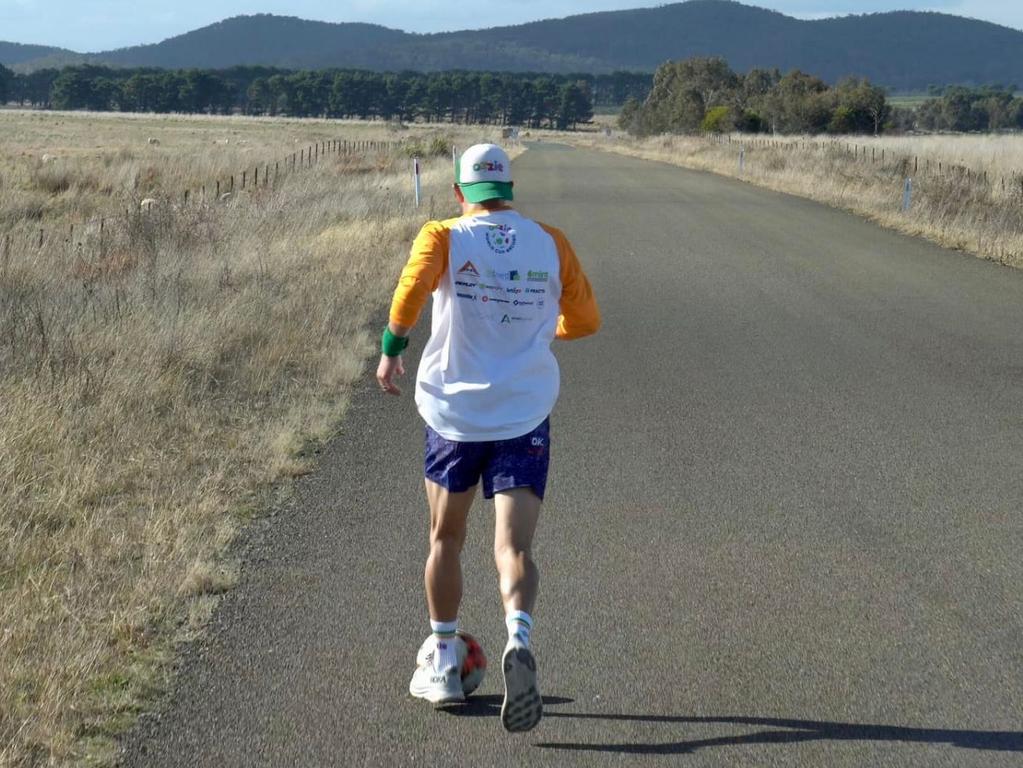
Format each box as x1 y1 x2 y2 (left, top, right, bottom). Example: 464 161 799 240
1 0 1021 53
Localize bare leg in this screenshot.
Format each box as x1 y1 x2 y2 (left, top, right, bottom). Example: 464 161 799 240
493 487 542 615
494 486 544 733
424 480 476 622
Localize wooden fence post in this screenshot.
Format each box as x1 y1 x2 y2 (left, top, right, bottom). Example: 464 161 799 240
242 171 247 189
216 180 221 197
254 167 258 187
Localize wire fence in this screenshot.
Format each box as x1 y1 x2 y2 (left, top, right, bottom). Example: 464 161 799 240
0 138 401 265
716 134 1023 205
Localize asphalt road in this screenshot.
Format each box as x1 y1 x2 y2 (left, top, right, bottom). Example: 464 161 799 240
121 143 1023 767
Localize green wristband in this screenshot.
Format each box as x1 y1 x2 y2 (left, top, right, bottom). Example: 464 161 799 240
381 327 409 357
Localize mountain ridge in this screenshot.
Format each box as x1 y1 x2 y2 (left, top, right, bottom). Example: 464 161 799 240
3 1 1023 90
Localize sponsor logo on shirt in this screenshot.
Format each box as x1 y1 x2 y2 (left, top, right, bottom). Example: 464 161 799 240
506 287 523 294
479 282 501 291
526 287 546 294
501 314 511 324
513 300 534 306
456 292 476 300
538 300 545 308
527 270 549 282
455 280 477 288
485 224 517 255
458 260 480 276
487 269 521 281
482 296 511 304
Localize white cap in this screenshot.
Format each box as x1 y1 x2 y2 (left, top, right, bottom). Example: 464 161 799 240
456 144 514 203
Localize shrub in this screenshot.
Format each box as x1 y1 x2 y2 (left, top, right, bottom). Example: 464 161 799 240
701 106 732 134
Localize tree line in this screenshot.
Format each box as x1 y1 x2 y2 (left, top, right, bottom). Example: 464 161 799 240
916 86 1023 132
0 64 652 129
620 58 897 137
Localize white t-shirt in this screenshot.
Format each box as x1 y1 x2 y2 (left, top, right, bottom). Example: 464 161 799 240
388 209 600 442
416 211 562 441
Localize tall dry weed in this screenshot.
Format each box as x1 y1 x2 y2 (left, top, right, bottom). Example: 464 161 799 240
575 132 1023 269
0 111 509 766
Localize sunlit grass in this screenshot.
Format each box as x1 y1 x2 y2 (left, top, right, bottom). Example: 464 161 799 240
572 131 1023 269
0 110 514 766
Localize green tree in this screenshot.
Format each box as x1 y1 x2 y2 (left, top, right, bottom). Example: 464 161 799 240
701 105 732 133
555 82 593 130
618 97 643 133
636 57 740 135
832 78 889 135
51 68 96 110
0 64 12 104
764 70 831 134
267 74 293 115
246 77 271 114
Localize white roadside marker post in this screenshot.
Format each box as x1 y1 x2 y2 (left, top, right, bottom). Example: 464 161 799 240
413 157 421 208
902 177 913 212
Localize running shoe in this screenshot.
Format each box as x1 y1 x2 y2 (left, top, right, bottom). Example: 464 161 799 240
409 636 466 705
500 639 542 732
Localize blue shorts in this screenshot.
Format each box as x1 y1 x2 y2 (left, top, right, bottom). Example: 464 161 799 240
424 418 550 500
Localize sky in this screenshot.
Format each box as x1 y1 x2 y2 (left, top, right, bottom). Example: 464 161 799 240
1 0 1021 51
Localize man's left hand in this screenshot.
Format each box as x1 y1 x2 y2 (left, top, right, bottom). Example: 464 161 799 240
377 354 405 396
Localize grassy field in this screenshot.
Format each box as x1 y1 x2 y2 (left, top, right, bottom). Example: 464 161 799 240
887 94 931 109
573 130 1023 269
0 110 513 766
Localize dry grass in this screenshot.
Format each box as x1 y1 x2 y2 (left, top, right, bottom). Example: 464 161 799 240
0 111 514 767
572 131 1023 269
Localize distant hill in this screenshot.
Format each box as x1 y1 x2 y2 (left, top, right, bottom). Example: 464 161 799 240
0 41 80 68
96 15 410 70
4 1 1023 90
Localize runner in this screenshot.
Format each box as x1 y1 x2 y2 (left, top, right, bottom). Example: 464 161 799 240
377 143 600 732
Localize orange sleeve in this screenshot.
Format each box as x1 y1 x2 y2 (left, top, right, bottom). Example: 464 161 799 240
539 224 600 340
389 221 451 327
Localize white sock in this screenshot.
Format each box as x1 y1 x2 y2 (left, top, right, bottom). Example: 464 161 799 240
506 610 533 648
430 619 459 671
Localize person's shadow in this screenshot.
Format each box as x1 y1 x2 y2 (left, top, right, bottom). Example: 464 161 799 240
442 697 1022 755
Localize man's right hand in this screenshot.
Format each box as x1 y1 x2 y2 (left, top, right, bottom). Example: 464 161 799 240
377 354 405 396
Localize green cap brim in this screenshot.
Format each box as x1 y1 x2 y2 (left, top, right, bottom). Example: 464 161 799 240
459 181 514 204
